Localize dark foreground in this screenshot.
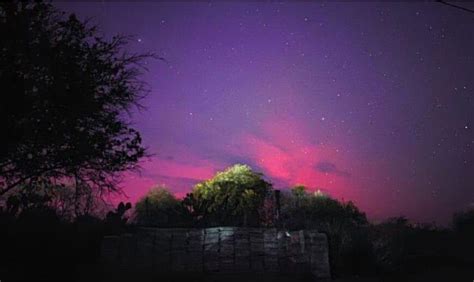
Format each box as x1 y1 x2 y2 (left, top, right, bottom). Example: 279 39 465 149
2 210 474 282
2 258 473 282
73 264 474 282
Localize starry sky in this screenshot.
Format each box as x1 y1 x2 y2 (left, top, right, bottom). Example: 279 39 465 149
55 2 474 224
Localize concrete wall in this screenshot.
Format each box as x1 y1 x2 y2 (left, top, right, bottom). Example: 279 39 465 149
101 227 330 280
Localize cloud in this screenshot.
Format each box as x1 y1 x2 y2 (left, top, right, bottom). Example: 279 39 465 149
315 161 351 177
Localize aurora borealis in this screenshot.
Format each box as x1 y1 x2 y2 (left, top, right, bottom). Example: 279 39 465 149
56 1 474 224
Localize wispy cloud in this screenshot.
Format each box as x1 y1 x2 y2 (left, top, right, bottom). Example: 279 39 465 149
315 161 351 177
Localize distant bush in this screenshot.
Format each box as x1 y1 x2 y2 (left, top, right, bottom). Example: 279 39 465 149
280 185 368 230
453 208 474 235
452 208 474 264
279 186 371 277
135 187 190 227
369 217 412 274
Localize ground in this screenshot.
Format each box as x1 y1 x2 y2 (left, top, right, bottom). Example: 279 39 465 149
73 264 474 282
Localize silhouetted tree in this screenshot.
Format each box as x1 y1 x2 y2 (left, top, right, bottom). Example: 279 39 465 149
183 164 272 226
0 2 151 197
4 180 112 219
105 201 131 234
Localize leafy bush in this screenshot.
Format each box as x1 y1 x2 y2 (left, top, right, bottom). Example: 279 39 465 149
183 164 272 227
134 187 190 227
279 186 371 277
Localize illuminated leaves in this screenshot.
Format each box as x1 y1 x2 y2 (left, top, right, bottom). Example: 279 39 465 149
184 164 272 226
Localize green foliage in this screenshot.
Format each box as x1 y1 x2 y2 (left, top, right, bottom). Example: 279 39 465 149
134 186 189 227
183 164 272 226
291 185 308 198
280 185 370 277
0 2 151 197
281 185 368 230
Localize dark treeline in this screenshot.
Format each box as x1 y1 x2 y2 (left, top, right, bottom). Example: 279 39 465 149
128 164 474 279
2 164 474 281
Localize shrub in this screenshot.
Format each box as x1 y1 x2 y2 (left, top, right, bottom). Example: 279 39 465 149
135 187 189 227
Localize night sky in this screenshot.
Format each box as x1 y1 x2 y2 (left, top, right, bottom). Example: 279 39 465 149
56 2 474 224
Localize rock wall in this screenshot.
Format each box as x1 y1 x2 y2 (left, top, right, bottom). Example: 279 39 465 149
101 227 330 280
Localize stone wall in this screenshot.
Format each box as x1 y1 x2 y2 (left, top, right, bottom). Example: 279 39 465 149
100 227 330 280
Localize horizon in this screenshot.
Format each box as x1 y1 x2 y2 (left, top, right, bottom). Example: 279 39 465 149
55 1 474 225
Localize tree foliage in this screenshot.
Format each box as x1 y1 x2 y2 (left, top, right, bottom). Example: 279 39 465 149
2 181 110 219
281 185 368 230
280 185 370 275
0 2 151 196
134 186 189 227
183 164 272 226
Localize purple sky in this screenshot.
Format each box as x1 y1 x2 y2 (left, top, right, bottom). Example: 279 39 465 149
56 2 474 224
